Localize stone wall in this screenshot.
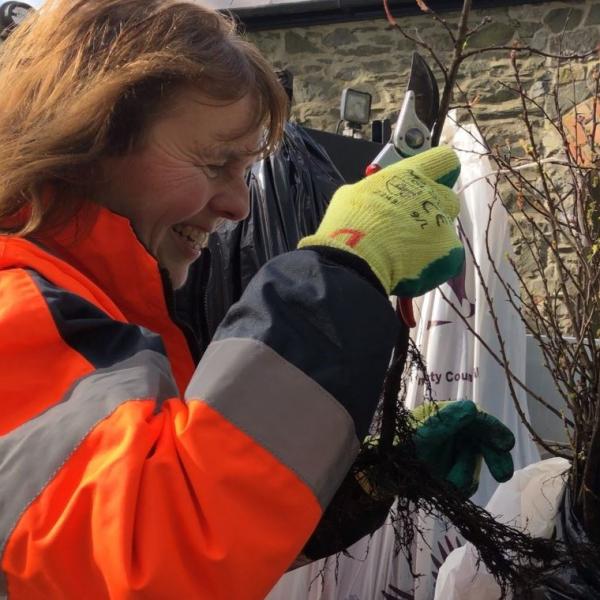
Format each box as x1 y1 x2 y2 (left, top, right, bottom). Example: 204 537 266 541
248 1 599 138
249 1 600 332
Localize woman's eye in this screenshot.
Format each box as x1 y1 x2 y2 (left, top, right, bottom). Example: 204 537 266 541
200 164 226 179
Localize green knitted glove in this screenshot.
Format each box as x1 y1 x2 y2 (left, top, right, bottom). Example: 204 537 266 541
299 146 464 297
411 400 516 498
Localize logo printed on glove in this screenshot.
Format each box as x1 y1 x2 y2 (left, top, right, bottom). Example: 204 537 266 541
328 228 365 248
378 172 451 230
384 173 422 202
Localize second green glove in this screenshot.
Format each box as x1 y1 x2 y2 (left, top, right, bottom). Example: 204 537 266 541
411 400 516 497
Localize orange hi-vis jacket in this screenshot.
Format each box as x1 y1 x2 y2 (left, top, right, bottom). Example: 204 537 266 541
0 206 398 599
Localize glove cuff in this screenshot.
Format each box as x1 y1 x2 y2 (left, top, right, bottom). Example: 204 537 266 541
298 232 392 294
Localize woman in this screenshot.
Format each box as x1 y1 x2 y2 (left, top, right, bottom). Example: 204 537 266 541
0 0 501 598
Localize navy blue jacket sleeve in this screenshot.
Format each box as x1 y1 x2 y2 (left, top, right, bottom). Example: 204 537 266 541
212 248 398 440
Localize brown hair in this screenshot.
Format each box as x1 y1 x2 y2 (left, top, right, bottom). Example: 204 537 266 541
0 0 288 235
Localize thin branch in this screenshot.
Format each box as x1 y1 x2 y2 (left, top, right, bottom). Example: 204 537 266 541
431 0 472 145
462 45 598 62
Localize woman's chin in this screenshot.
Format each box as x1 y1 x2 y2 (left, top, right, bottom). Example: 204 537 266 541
162 261 192 290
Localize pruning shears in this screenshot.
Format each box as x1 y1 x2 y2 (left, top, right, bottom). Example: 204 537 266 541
366 52 440 328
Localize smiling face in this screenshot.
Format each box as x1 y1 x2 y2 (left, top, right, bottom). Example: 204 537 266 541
95 89 262 289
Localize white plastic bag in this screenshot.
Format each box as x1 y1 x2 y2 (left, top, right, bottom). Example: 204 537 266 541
434 457 570 600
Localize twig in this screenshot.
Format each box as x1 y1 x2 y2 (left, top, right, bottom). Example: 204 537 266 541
431 0 472 146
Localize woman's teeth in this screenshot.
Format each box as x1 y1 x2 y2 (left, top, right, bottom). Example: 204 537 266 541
172 224 209 252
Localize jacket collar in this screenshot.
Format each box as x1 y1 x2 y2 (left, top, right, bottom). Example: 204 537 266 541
41 205 170 326
36 205 198 390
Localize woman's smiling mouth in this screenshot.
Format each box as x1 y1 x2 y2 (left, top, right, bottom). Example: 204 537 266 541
171 224 210 253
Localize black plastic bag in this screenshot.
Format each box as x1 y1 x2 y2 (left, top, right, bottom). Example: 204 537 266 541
177 122 345 350
237 121 343 292
528 489 600 599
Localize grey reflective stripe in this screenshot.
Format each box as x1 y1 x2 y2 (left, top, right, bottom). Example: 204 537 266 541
0 349 177 596
186 337 360 509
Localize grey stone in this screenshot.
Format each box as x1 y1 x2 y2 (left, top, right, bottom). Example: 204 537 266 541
529 79 551 100
466 22 516 48
540 128 565 157
548 27 599 54
350 25 382 34
336 44 389 56
557 81 593 112
335 67 361 81
482 82 520 104
512 54 548 76
363 59 394 73
530 28 550 51
322 28 358 48
544 8 584 34
466 59 509 80
284 31 320 54
250 31 280 43
300 63 331 75
416 29 455 52
300 74 334 99
509 4 544 22
557 63 587 85
588 4 600 25
512 20 542 41
248 31 282 55
371 34 397 46
471 97 523 121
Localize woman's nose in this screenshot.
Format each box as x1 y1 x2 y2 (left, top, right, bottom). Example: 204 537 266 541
210 178 250 222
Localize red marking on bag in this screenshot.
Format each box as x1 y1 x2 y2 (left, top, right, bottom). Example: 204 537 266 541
329 228 365 248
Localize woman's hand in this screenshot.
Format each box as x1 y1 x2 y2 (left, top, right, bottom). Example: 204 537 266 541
411 400 516 498
299 146 464 297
